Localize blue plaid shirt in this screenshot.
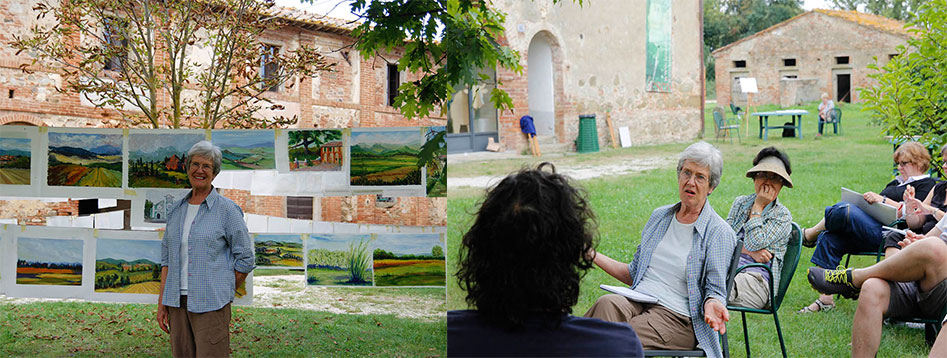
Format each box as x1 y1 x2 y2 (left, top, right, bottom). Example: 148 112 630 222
628 201 736 358
161 188 255 313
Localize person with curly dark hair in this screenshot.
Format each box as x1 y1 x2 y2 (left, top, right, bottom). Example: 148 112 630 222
448 162 643 357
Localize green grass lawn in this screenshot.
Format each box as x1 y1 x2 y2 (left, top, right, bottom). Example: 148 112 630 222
447 101 936 357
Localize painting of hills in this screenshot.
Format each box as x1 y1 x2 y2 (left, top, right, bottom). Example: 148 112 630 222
350 129 422 186
373 234 445 287
47 132 123 187
0 137 31 185
211 130 275 170
128 133 203 188
254 234 304 268
95 239 162 294
17 237 83 286
307 234 373 286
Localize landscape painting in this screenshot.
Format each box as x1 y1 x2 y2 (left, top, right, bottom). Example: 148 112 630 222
306 234 372 286
211 130 275 170
128 133 203 188
288 129 343 172
0 137 31 185
373 234 445 287
422 126 446 197
17 237 83 286
94 239 162 294
143 189 189 223
350 129 422 186
47 131 122 187
254 234 304 268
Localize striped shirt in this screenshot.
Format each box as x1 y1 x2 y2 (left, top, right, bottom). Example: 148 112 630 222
627 201 736 358
161 188 255 313
726 194 792 292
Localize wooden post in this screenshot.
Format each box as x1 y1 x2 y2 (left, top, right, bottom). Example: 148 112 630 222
745 93 752 137
605 111 618 149
531 136 542 156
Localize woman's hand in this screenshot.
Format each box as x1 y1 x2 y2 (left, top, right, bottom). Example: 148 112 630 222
863 191 884 204
747 249 773 263
704 299 729 334
903 185 916 202
899 230 926 248
754 183 777 209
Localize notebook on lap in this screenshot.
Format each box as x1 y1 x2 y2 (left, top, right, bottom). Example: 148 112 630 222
841 187 898 224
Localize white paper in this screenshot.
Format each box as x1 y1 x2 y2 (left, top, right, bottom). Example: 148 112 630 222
93 212 110 229
74 215 94 228
98 199 118 209
232 172 254 191
0 125 41 197
312 221 333 233
7 226 91 299
41 127 127 199
334 222 358 233
600 284 659 303
246 214 268 232
45 216 72 227
619 127 632 148
250 171 298 196
739 77 759 93
0 218 17 225
212 171 234 189
268 217 291 233
290 219 312 233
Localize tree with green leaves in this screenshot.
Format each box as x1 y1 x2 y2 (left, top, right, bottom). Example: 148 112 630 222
11 0 331 129
288 129 343 155
703 0 804 80
861 0 947 177
431 245 443 258
419 126 446 197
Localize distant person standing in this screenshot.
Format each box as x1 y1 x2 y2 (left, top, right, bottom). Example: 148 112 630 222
817 92 835 137
156 141 255 357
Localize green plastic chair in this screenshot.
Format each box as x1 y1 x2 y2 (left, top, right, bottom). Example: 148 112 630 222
713 107 741 144
828 107 842 135
725 222 802 358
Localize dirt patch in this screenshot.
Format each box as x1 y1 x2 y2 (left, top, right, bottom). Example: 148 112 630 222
448 155 676 188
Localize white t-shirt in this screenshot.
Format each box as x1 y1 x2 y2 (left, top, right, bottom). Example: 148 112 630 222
635 216 695 317
937 214 947 242
180 203 200 294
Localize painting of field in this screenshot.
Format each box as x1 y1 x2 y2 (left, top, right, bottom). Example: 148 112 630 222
95 239 162 294
17 237 83 286
211 130 275 170
350 129 422 186
129 133 203 188
373 234 445 287
254 234 304 268
306 234 372 286
0 137 31 185
422 126 446 197
143 189 188 223
288 129 343 172
47 132 122 187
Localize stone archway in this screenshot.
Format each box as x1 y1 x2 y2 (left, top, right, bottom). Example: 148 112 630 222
0 113 44 126
527 33 557 137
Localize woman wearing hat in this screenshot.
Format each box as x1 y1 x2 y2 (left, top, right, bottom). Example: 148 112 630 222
726 147 794 309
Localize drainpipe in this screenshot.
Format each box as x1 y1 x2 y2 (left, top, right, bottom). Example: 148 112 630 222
698 0 705 139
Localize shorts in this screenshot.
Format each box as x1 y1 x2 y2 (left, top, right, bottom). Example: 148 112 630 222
886 278 947 320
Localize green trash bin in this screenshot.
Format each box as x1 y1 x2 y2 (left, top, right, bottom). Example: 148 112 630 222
576 114 599 153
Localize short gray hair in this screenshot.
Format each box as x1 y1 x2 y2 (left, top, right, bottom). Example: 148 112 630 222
186 140 222 176
677 141 723 190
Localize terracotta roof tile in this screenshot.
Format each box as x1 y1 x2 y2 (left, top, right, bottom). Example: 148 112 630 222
266 5 361 34
813 8 910 36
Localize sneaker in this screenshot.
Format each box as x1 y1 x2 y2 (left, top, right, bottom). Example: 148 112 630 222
807 266 859 299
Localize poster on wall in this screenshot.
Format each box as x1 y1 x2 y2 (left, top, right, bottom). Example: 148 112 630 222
253 234 305 269
645 0 672 93
422 126 446 197
211 130 276 170
349 128 422 187
131 188 190 227
372 233 445 287
306 233 373 287
287 129 344 172
128 130 204 188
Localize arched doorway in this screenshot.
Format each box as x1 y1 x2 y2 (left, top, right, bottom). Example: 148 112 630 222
527 34 555 137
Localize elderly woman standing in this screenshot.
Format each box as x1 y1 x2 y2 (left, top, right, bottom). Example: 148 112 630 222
155 141 255 357
585 141 735 358
799 141 935 313
727 147 793 309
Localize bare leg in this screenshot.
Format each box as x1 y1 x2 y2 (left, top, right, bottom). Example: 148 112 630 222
931 326 947 358
851 237 947 292
805 219 826 242
852 278 890 357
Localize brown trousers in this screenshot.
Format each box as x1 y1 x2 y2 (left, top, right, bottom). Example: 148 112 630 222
584 294 697 351
168 296 231 358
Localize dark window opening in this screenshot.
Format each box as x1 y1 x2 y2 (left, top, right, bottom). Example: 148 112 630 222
261 45 280 92
836 73 851 103
376 194 396 208
103 17 128 71
835 56 850 65
888 54 898 60
783 58 796 67
733 60 746 68
782 75 798 79
387 64 400 107
286 196 313 220
8 89 13 99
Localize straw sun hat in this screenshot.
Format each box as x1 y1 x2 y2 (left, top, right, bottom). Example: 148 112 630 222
745 156 793 188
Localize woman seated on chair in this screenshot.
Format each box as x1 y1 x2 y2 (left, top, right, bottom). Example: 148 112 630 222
799 141 936 313
884 143 947 254
816 92 835 137
726 147 794 310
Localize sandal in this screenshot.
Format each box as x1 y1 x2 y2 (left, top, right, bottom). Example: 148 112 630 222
796 299 834 314
802 227 819 248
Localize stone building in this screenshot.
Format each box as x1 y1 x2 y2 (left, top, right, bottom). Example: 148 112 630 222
446 0 705 153
0 1 445 227
712 9 910 108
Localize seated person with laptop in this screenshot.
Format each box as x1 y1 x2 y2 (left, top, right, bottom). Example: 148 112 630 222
584 142 735 358
798 141 936 314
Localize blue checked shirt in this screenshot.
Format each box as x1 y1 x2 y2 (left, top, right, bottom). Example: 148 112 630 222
161 188 255 313
628 201 736 358
726 194 792 293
